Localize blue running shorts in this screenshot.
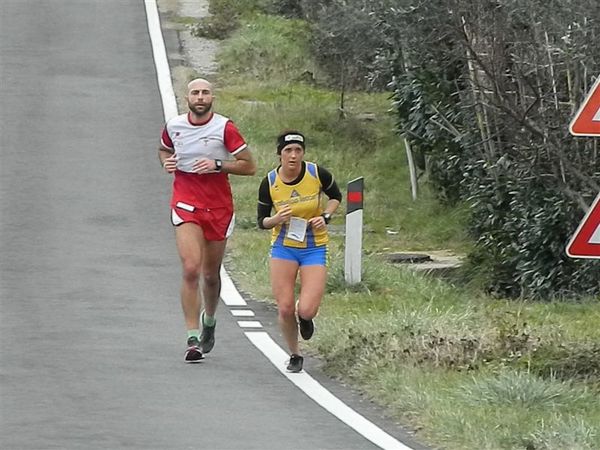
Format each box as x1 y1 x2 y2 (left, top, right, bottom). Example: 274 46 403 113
270 243 328 267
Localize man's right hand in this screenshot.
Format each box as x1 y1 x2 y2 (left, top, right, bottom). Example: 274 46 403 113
162 154 178 173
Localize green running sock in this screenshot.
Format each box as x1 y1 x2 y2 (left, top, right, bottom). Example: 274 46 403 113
201 311 216 327
187 329 200 339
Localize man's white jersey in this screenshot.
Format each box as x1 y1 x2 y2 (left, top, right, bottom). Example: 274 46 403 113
161 112 247 173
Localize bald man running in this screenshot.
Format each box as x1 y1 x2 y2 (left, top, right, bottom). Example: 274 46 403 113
158 78 256 362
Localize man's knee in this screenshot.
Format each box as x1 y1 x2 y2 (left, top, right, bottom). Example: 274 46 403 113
181 260 201 283
202 271 221 288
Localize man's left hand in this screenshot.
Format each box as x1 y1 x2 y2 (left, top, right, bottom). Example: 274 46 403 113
192 158 218 174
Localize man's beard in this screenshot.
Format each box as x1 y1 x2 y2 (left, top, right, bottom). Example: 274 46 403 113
188 100 212 116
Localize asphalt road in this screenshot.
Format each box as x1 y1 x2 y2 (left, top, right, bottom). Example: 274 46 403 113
0 2 418 449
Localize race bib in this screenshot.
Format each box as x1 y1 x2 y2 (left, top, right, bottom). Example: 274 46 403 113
286 217 307 242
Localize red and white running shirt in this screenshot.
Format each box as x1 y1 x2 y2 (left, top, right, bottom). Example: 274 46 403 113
161 112 247 209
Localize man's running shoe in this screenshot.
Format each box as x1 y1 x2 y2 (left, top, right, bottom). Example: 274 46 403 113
199 312 216 354
184 336 203 363
298 316 315 340
286 354 304 373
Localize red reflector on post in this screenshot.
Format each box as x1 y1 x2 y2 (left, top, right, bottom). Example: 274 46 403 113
346 177 364 214
348 191 362 203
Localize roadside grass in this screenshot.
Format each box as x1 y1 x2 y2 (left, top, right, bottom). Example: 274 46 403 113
217 14 317 83
354 367 599 450
178 7 600 450
216 84 470 255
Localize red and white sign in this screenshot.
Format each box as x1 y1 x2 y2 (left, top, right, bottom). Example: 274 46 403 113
569 76 600 136
566 193 600 259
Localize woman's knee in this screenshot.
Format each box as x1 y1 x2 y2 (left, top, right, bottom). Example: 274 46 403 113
278 302 296 320
297 301 320 320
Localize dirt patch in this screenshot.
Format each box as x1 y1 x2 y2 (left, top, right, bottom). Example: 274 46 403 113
157 0 220 109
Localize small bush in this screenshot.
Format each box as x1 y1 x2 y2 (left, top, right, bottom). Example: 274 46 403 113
217 15 315 82
530 416 599 450
191 0 274 39
530 342 600 381
459 372 581 408
190 15 240 40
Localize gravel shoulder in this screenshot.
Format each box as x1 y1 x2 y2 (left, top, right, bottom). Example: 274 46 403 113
157 0 219 109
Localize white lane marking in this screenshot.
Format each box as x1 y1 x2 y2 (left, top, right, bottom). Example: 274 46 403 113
231 310 255 317
220 266 248 306
237 320 263 328
144 2 414 448
144 0 178 121
246 332 413 450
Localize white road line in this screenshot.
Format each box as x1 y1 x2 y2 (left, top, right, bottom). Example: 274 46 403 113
220 266 248 306
144 2 414 448
144 0 178 121
237 320 263 328
246 332 413 450
230 309 255 317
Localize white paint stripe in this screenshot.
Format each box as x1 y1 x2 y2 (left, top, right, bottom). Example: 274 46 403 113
231 310 255 317
220 267 247 306
246 332 413 450
145 3 414 448
593 106 600 122
144 0 178 121
237 320 262 328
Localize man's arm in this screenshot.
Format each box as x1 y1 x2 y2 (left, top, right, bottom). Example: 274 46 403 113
158 124 177 172
158 147 173 164
220 148 256 176
220 121 256 176
158 146 177 173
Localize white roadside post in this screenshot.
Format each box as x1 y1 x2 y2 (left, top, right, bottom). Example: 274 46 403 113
344 177 364 284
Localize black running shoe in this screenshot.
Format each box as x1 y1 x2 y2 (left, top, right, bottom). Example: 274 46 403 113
184 336 203 363
199 312 216 354
298 316 315 340
286 354 304 373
